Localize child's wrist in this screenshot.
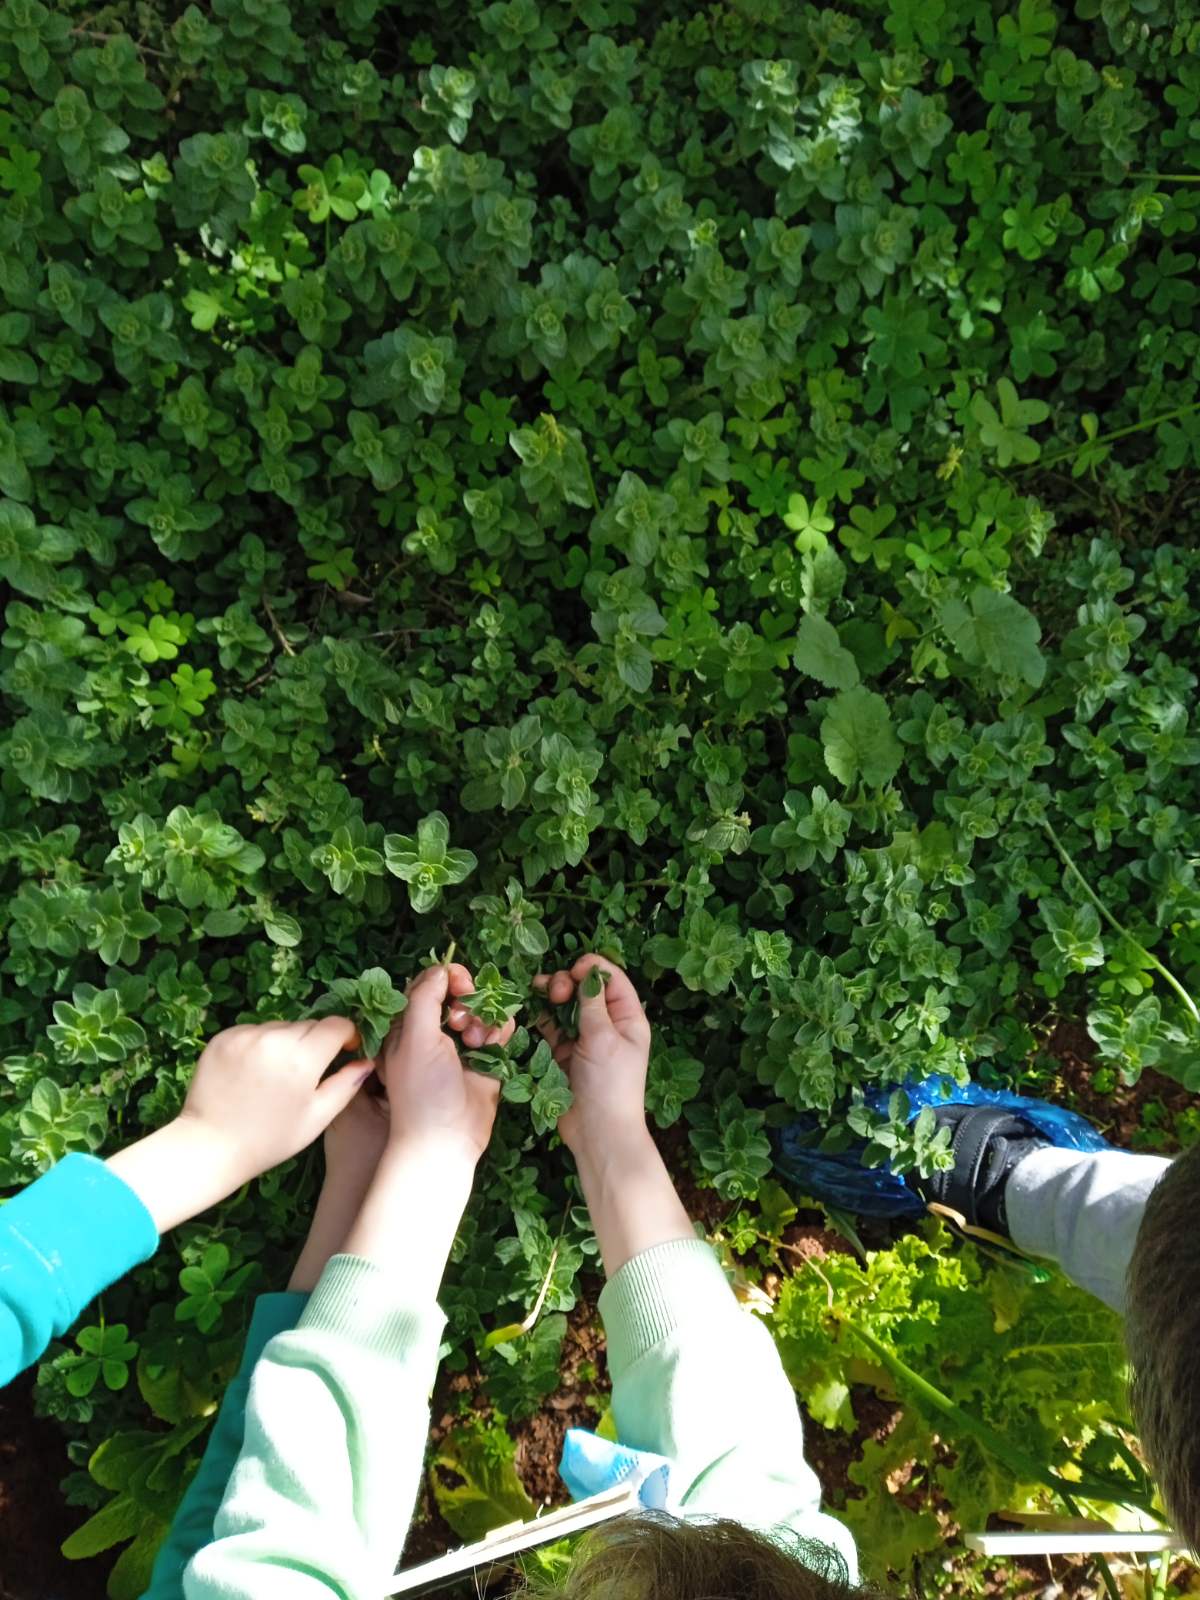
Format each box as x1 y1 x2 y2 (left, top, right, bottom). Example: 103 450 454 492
170 1110 257 1191
107 1116 244 1234
385 1128 482 1173
572 1121 655 1180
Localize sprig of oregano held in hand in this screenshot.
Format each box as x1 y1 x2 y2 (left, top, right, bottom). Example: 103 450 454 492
450 951 613 1037
458 961 527 1027
534 963 610 1041
427 941 523 1027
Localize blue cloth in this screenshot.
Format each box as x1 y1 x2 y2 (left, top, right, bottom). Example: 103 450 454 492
773 1074 1112 1219
142 1292 308 1598
0 1153 159 1386
559 1428 671 1508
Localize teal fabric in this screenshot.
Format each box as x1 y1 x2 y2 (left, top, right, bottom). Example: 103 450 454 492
142 1292 307 1600
0 1153 159 1386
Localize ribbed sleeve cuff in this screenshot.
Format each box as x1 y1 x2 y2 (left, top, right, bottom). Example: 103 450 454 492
299 1254 446 1366
598 1238 734 1377
10 1154 159 1327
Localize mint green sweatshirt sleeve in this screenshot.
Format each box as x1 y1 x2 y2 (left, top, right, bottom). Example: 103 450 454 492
179 1240 854 1597
599 1237 859 1582
182 1254 444 1600
141 1292 307 1600
1 1153 158 1386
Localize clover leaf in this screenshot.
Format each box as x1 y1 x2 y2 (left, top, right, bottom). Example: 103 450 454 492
63 1323 139 1398
970 377 1051 467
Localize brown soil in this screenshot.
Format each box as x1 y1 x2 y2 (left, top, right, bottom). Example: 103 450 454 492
1040 1017 1198 1150
0 1373 112 1600
510 1278 609 1511
408 1277 612 1569
800 1384 904 1509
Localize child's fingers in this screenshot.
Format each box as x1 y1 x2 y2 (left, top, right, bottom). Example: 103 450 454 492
443 967 481 1036
444 963 476 997
534 1011 564 1049
481 1017 517 1049
312 1057 378 1124
295 1015 362 1072
535 970 574 1005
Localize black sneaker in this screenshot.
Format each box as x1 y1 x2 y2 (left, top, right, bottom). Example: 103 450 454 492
907 1105 1053 1235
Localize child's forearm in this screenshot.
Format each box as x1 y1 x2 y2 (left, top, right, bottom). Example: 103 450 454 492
288 1130 391 1294
184 1260 445 1599
183 1139 469 1598
339 1135 476 1300
288 1179 369 1293
105 1117 245 1234
1 1155 159 1384
574 1129 694 1277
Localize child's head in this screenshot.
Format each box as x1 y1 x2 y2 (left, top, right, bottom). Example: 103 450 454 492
525 1512 888 1598
1126 1142 1200 1552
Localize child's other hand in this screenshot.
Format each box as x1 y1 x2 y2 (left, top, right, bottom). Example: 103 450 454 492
377 963 509 1166
110 1017 374 1235
532 955 651 1160
178 1018 373 1189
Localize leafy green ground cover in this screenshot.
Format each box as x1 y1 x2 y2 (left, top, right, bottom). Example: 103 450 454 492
2 0 1200 1592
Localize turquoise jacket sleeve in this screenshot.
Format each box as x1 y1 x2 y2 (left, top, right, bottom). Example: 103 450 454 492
0 1153 159 1386
142 1292 308 1600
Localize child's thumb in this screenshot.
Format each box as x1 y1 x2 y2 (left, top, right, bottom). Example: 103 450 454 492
314 1059 376 1125
404 963 451 1035
573 959 613 1026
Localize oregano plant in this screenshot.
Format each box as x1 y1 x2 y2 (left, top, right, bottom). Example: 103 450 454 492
1 0 1199 1591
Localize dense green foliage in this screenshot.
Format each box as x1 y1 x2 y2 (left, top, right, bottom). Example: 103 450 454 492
2 0 1200 1590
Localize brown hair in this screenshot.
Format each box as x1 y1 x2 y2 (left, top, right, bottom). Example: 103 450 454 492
518 1511 889 1599
1126 1141 1200 1553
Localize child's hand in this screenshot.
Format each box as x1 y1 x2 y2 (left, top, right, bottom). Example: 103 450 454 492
377 963 509 1165
179 1018 374 1183
339 966 511 1288
532 955 652 1159
108 1017 373 1233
